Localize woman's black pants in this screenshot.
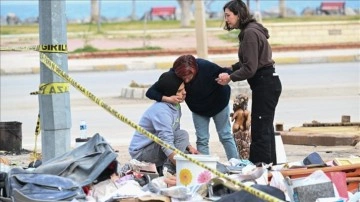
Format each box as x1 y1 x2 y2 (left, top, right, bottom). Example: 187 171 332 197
248 67 282 165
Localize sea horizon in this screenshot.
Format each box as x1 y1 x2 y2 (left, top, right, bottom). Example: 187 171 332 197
1 0 359 21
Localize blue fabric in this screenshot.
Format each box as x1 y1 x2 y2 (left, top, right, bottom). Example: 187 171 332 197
130 129 189 168
193 104 239 160
6 167 85 201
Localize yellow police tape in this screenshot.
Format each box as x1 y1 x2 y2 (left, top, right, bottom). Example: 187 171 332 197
39 82 69 94
0 44 67 53
33 113 41 160
30 82 69 95
39 52 283 202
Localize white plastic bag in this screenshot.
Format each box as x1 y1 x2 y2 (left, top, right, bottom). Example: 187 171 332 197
269 171 290 201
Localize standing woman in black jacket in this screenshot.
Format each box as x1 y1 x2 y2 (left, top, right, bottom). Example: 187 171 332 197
217 0 282 165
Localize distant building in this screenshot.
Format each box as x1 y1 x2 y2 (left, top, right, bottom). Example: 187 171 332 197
317 1 345 15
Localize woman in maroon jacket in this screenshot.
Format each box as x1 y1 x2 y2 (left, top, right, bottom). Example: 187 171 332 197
217 0 282 165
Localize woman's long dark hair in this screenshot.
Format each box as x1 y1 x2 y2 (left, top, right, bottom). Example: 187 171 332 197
223 0 255 31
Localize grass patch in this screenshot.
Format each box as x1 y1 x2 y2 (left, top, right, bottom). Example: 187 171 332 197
71 45 161 53
1 16 358 35
72 45 98 53
218 30 239 43
114 46 161 51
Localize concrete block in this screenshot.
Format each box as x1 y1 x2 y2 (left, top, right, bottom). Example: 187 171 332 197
121 88 134 99
120 87 147 99
280 132 359 146
132 88 146 99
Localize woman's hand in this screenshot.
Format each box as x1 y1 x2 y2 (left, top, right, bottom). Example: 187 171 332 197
216 73 231 85
163 174 177 187
162 95 183 104
187 145 200 154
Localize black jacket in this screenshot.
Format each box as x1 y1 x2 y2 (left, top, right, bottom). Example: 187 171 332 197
146 58 232 117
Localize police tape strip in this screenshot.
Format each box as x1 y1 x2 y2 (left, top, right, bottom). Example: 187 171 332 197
39 52 283 202
0 44 67 53
31 82 69 95
33 113 41 160
39 82 69 94
34 114 41 137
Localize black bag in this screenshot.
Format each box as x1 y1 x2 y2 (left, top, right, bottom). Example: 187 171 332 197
0 172 7 197
6 167 86 201
216 184 286 202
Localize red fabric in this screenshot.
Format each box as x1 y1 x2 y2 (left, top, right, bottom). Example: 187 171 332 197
326 172 348 199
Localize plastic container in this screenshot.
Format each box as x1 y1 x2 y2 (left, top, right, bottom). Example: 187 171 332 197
174 154 219 187
79 120 87 139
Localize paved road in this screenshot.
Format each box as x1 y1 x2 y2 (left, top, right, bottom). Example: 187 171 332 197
1 48 359 74
1 62 359 151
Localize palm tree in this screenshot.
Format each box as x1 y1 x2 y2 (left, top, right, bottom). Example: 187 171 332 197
279 0 286 18
90 0 99 23
177 0 193 27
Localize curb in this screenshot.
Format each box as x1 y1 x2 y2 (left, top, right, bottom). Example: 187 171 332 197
1 53 359 75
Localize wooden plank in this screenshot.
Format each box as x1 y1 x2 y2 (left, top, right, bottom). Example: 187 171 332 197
268 164 360 191
269 164 360 178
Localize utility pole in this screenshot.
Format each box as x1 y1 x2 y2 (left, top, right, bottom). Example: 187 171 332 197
194 0 208 59
39 0 71 162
